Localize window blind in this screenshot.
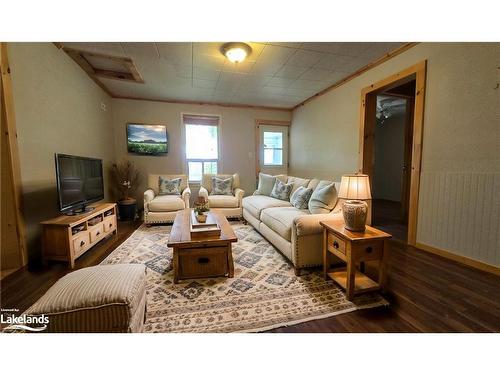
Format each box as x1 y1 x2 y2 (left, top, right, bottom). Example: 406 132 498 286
182 114 219 126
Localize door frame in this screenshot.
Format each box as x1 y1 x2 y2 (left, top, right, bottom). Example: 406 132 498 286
358 61 427 246
254 119 291 180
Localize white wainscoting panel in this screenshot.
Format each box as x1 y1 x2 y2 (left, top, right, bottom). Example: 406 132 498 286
417 172 500 266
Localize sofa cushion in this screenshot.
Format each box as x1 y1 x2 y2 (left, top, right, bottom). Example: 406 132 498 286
242 195 292 219
148 174 187 195
290 186 313 209
208 194 239 208
24 264 147 333
211 176 233 195
261 207 308 241
270 180 293 201
255 173 287 196
202 173 239 194
287 176 310 195
148 195 185 212
158 176 181 195
307 179 320 191
309 180 338 214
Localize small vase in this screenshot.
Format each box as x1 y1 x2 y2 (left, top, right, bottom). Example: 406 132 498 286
196 214 207 223
342 200 368 232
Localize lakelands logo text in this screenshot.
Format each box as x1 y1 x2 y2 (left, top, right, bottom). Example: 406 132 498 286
1 308 49 332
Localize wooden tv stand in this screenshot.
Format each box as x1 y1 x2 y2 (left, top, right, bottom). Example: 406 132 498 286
41 203 117 269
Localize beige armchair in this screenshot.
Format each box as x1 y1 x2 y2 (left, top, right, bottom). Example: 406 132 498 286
198 173 244 219
144 174 191 224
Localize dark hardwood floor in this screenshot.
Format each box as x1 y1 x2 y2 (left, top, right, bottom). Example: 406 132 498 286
1 220 499 332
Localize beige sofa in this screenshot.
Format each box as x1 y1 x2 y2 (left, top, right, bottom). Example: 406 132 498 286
242 176 371 275
198 173 244 219
144 174 191 224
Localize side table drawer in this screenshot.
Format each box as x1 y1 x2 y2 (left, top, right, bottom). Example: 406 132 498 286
327 232 347 255
352 240 383 261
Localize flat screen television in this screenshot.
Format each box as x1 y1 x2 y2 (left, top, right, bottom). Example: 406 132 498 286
55 154 104 214
127 123 168 155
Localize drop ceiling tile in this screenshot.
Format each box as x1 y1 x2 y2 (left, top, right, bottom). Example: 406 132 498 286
325 71 349 84
275 64 309 79
267 76 295 88
314 53 353 70
156 42 192 65
193 79 218 89
287 50 325 67
251 61 283 76
290 79 325 91
121 43 159 58
216 78 240 92
328 42 373 57
337 56 370 74
193 42 223 57
257 44 296 66
193 67 221 80
239 74 272 87
300 42 339 53
173 65 192 79
193 53 226 69
246 42 266 60
299 68 333 81
283 87 317 99
222 60 255 74
260 86 287 95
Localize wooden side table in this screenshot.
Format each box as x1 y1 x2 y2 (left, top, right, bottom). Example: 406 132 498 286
320 220 391 300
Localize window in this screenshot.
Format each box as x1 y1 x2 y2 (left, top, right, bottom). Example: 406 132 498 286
184 115 219 181
263 131 283 166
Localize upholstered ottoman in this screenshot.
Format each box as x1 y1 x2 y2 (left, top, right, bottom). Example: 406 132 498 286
25 264 147 333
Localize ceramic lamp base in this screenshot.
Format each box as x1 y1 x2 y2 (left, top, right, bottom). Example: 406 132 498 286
342 200 368 232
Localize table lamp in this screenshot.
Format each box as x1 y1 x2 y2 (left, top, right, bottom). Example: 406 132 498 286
338 173 371 232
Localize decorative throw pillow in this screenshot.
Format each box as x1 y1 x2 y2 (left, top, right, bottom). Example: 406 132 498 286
255 173 287 196
270 179 293 201
158 177 182 195
211 176 233 195
290 186 313 209
308 180 338 214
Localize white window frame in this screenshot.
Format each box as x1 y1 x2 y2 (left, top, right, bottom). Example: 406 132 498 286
263 131 284 166
183 114 221 183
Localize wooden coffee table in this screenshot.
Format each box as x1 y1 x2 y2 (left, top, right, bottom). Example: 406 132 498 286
168 209 237 283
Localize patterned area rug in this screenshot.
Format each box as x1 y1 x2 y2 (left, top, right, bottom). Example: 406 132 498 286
101 223 387 332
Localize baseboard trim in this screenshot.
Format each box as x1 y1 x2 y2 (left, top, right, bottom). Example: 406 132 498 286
416 242 500 276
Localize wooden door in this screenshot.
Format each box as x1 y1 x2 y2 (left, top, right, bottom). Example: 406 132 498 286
401 97 415 222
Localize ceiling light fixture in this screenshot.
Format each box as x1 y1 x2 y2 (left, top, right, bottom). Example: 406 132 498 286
221 42 252 63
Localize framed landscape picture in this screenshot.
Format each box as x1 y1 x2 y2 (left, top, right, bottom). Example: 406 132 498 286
126 123 168 155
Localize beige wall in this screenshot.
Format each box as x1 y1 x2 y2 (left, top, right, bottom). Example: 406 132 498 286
8 43 114 263
111 99 291 204
290 43 500 266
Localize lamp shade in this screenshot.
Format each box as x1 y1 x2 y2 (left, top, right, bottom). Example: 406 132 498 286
338 174 371 200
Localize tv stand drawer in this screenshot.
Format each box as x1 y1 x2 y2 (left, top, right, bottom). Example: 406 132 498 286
73 232 90 257
103 216 116 233
89 223 104 243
